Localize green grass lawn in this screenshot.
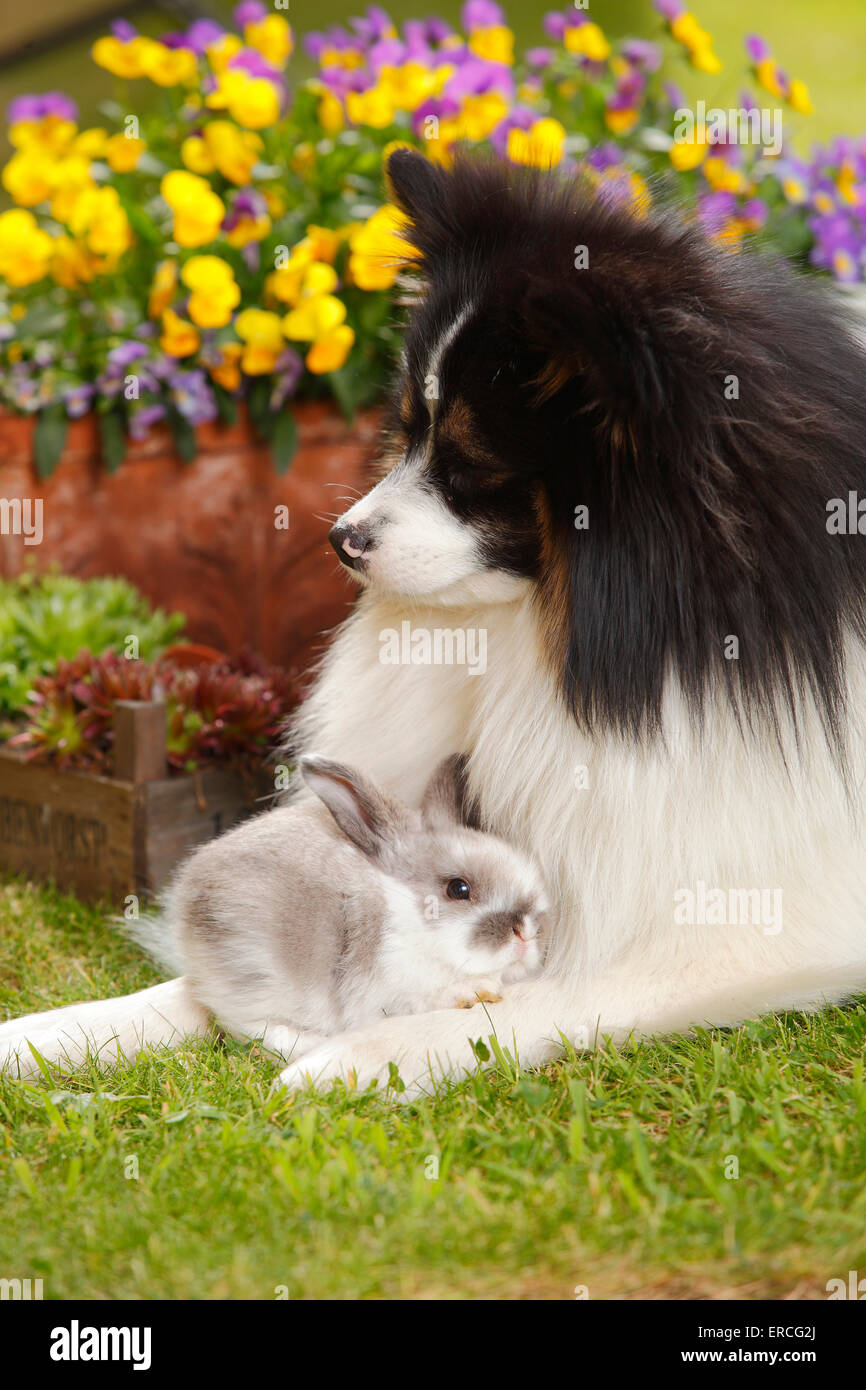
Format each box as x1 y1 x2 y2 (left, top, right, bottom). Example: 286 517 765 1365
1 874 865 1301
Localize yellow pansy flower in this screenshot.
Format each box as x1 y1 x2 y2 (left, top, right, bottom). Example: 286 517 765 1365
782 176 807 205
106 134 146 172
161 170 225 248
346 85 396 129
0 208 53 286
209 342 244 391
564 22 611 63
290 142 316 175
321 46 365 70
207 71 281 129
202 122 263 185
244 15 293 68
206 34 243 74
348 204 415 289
459 93 508 141
755 57 783 99
306 325 355 374
68 185 132 258
181 136 216 176
160 308 200 357
605 107 639 136
669 124 709 171
317 90 344 135
703 157 750 195
668 11 722 74
468 26 515 65
181 255 241 328
91 35 153 79
282 293 347 342
508 118 566 169
1 151 54 206
303 226 344 264
378 62 442 111
71 128 108 160
51 236 97 289
141 42 198 88
148 259 178 318
837 164 859 205
48 156 97 224
235 307 284 374
301 263 339 296
10 116 77 156
788 80 814 116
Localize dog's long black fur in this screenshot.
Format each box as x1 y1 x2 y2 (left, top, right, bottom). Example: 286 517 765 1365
386 150 866 748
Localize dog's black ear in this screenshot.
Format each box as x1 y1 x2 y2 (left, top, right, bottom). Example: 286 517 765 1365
520 271 669 422
386 149 449 263
386 149 441 220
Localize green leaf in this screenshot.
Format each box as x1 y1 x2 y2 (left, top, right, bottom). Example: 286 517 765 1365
329 365 360 423
33 404 68 479
98 410 127 474
247 379 274 440
213 384 237 426
168 410 196 464
271 410 298 475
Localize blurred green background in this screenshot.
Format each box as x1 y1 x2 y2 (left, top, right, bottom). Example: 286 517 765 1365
0 0 863 164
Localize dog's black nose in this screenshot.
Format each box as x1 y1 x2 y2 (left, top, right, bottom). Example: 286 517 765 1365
329 521 374 569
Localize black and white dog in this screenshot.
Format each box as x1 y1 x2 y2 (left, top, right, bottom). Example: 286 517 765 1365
3 150 866 1094
279 150 866 1089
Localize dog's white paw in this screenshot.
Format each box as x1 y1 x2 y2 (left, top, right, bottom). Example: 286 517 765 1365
275 1005 509 1097
278 1032 403 1094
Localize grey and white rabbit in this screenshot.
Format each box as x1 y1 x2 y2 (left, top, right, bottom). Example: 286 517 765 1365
0 756 548 1078
174 754 549 1060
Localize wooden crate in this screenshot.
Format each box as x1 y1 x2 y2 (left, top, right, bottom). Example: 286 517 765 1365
0 701 274 903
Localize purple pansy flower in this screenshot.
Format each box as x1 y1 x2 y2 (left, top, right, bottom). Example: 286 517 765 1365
184 20 224 54
270 348 304 410
169 369 217 426
128 403 167 441
7 91 78 125
62 384 95 419
543 13 567 42
235 1 267 27
411 94 460 139
350 7 396 44
697 190 738 233
368 37 407 70
462 0 505 30
490 106 534 158
445 55 514 102
622 40 662 72
745 34 770 64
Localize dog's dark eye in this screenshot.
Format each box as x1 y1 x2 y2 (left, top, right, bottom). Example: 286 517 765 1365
446 878 471 901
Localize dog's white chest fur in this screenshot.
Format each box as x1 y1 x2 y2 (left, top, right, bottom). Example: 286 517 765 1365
298 588 866 1005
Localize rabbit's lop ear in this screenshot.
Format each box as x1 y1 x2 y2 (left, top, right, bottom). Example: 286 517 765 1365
300 756 408 860
421 755 479 829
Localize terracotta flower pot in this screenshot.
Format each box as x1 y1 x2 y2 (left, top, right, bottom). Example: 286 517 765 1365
0 402 381 683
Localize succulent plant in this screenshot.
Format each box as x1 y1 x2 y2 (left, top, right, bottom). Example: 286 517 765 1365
0 570 184 721
7 647 297 776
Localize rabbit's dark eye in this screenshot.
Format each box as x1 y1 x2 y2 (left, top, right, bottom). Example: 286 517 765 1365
446 878 471 901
